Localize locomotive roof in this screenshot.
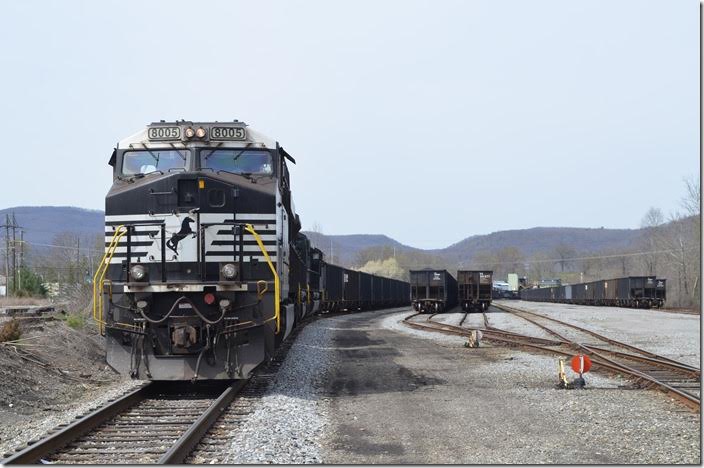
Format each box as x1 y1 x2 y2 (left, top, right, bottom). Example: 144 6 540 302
117 120 278 149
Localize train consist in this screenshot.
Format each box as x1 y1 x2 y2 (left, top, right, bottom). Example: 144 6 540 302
520 276 666 309
410 269 458 313
458 270 493 311
321 262 409 313
95 120 409 381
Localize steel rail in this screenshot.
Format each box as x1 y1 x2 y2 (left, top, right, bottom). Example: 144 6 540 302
2 380 251 465
458 311 469 327
158 380 248 464
493 303 699 370
490 304 701 410
2 383 153 465
403 312 700 411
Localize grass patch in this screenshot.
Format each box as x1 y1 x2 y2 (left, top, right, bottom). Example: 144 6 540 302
0 319 21 342
65 314 85 329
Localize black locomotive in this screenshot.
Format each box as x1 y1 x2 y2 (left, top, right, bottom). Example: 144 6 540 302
95 120 409 381
519 276 666 309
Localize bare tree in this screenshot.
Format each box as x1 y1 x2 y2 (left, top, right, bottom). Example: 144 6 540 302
639 207 664 275
553 243 577 272
527 252 556 283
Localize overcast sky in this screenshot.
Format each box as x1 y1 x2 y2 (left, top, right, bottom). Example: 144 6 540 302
0 0 698 249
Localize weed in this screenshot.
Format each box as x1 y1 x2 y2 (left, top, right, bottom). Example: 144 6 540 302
65 314 85 329
0 319 21 342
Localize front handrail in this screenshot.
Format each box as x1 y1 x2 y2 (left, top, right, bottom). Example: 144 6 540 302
244 223 280 334
93 225 127 334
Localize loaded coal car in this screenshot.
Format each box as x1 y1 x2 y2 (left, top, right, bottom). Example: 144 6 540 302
457 270 493 312
655 279 666 308
410 269 458 313
320 262 410 312
520 276 664 309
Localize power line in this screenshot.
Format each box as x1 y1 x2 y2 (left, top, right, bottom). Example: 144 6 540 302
468 246 699 266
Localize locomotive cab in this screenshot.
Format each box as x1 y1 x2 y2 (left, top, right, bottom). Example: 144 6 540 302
99 121 300 381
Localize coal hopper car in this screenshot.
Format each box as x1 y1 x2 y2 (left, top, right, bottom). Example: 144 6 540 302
410 269 458 313
520 276 664 309
457 270 493 312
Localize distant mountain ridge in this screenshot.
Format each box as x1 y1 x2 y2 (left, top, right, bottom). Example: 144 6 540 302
437 226 641 266
1 206 643 265
0 206 104 248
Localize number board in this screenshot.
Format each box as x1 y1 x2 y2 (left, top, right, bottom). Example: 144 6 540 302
211 126 246 141
148 126 181 140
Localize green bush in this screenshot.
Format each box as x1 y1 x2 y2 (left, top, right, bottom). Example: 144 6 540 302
65 314 85 329
13 267 48 297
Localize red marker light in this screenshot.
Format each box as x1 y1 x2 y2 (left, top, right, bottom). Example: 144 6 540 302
204 293 216 305
571 354 592 374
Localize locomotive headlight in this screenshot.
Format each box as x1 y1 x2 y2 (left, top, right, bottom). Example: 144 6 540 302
184 127 195 139
195 127 207 138
130 264 148 281
220 263 238 280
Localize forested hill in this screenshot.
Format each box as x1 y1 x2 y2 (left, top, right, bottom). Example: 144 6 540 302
436 227 641 266
302 226 642 268
1 205 641 266
0 206 104 248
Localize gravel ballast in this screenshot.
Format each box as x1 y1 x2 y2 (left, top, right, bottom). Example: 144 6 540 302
495 300 700 366
0 379 144 458
222 319 335 464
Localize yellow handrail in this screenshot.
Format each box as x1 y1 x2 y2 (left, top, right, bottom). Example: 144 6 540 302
93 225 127 334
244 223 280 334
306 283 311 305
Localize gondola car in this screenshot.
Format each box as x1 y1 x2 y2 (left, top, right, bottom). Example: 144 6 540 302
95 120 409 381
457 270 493 312
320 263 409 312
410 269 458 313
520 276 664 308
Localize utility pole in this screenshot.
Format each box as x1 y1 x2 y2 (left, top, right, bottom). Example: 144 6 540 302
76 237 80 284
3 215 9 297
18 230 24 292
10 213 17 294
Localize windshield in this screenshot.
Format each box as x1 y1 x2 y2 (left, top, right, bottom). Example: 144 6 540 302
122 149 188 175
200 149 273 175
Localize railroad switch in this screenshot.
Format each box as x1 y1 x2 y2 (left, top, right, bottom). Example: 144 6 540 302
556 358 586 390
464 330 482 348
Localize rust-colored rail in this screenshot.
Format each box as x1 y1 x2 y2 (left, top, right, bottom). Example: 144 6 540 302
402 308 700 412
491 303 700 411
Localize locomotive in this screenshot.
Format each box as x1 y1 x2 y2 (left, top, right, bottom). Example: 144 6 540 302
95 120 409 381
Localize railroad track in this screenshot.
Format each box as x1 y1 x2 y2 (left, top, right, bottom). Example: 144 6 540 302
403 306 701 411
491 303 701 410
2 381 245 464
3 311 316 465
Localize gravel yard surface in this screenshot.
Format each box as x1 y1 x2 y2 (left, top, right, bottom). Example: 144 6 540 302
221 318 336 464
432 311 485 329
496 300 700 367
318 309 700 464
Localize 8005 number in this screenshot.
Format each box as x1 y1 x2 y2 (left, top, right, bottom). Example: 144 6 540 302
148 126 181 140
211 126 246 140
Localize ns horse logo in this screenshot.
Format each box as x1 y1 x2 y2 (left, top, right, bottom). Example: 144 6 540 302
166 217 196 257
